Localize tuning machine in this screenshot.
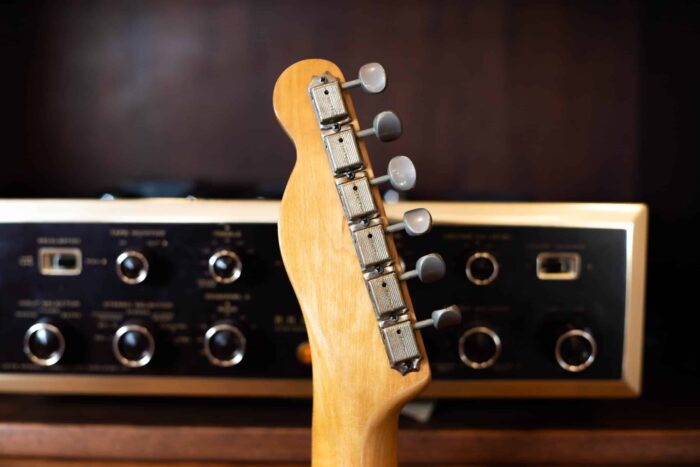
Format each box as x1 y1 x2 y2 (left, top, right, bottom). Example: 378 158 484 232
386 208 432 236
413 305 462 331
341 62 387 94
370 156 416 191
400 253 446 283
356 111 402 142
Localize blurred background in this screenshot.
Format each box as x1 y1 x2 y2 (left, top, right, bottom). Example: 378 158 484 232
1 0 699 385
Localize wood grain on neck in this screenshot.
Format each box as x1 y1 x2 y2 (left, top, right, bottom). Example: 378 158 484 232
273 59 431 467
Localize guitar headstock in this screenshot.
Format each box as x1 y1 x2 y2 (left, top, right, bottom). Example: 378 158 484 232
273 59 459 417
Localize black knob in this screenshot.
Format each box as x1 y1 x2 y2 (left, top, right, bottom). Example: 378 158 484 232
23 322 65 366
555 329 597 372
116 250 149 284
465 252 499 285
208 250 243 284
458 326 501 369
204 323 246 367
113 324 155 367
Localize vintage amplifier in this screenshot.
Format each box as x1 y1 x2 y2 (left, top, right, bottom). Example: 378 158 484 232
0 200 647 397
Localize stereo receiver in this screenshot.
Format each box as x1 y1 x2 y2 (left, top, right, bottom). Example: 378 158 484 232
0 200 647 397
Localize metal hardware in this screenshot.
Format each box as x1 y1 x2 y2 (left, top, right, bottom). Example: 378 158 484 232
341 63 387 94
351 223 392 270
370 155 416 191
308 73 350 127
307 67 429 375
379 317 421 374
413 305 462 331
323 127 363 175
555 329 597 373
356 111 402 142
204 323 246 367
459 326 502 370
386 208 433 236
336 176 378 221
366 272 407 319
112 324 155 368
23 322 65 367
400 253 446 283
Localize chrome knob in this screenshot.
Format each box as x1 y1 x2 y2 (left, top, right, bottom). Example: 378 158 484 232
116 250 149 285
459 326 502 370
113 324 155 368
465 252 499 285
209 249 243 284
204 323 246 367
23 321 65 366
555 329 597 372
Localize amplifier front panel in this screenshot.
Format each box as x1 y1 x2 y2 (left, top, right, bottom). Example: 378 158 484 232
0 200 647 397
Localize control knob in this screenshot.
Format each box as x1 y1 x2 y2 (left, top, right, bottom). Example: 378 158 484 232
458 326 501 369
555 329 597 372
208 250 243 284
204 323 246 367
116 250 149 284
23 321 65 366
113 323 155 368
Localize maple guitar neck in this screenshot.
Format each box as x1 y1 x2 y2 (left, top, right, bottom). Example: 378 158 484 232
273 59 457 466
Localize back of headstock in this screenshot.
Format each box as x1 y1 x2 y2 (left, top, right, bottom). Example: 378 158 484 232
273 59 459 466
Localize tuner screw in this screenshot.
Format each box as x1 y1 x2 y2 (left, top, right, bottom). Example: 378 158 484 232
209 250 243 284
341 62 387 94
413 305 462 331
370 156 416 191
386 208 432 236
356 111 402 142
23 321 65 367
116 250 149 285
400 253 446 283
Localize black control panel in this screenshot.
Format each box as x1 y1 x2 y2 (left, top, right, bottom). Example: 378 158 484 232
0 219 628 387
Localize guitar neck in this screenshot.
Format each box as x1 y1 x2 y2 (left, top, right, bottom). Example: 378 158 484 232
311 385 400 466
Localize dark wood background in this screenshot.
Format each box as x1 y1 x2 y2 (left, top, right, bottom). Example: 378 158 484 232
2 0 644 202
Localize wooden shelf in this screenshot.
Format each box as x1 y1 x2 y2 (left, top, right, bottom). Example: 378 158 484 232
1 394 700 464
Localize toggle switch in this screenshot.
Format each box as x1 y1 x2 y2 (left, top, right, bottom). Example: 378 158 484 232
413 305 462 331
400 253 446 283
341 62 387 94
370 156 416 191
356 111 402 142
386 208 432 236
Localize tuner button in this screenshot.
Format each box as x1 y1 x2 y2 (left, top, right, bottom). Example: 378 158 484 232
113 324 155 368
356 111 402 142
555 329 597 372
23 321 65 366
413 305 462 331
465 252 499 285
341 62 387 94
204 323 246 367
400 253 446 283
370 155 416 191
386 208 432 236
459 326 502 370
209 250 243 284
116 250 149 285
